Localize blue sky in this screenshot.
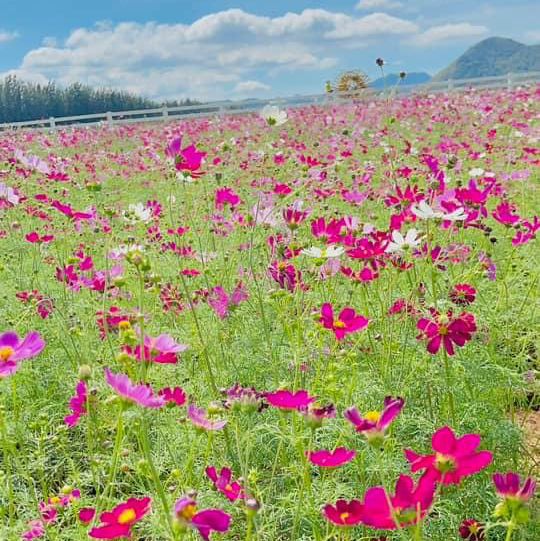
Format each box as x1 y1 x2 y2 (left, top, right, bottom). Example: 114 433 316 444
1 0 538 101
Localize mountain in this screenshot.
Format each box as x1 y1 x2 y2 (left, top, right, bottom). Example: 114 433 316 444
433 37 540 81
370 72 431 88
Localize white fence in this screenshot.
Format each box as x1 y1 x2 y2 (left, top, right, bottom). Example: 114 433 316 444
0 71 538 132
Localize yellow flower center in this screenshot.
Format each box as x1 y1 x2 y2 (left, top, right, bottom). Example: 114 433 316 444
50 496 61 505
118 508 137 525
334 320 346 329
364 411 381 423
439 326 448 336
118 320 131 330
435 453 456 473
0 346 14 362
224 484 233 492
340 512 350 521
179 503 197 522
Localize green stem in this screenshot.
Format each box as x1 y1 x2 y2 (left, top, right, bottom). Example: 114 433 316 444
443 350 456 426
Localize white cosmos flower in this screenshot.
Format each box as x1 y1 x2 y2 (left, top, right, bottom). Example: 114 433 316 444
301 245 345 259
442 207 467 221
260 105 288 126
469 167 485 177
411 201 442 220
385 229 422 255
110 244 145 259
411 200 466 222
123 203 152 224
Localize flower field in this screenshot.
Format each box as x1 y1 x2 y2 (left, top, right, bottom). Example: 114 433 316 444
0 86 538 540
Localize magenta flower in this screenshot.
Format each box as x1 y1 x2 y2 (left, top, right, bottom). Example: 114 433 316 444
64 380 88 427
206 466 244 501
306 447 356 468
361 473 436 530
174 496 231 540
345 397 404 445
323 499 364 527
165 137 206 178
215 187 241 211
320 303 369 340
492 472 536 502
416 309 476 355
104 368 165 409
125 333 188 364
0 331 45 378
265 389 315 411
22 520 45 540
159 386 187 407
449 284 476 306
188 404 227 431
208 283 248 319
89 497 152 539
405 426 493 485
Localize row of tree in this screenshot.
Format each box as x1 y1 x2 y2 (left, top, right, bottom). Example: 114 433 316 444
0 75 199 123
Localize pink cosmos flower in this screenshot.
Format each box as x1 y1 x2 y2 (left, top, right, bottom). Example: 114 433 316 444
188 404 227 431
205 466 244 501
215 187 241 210
268 260 304 292
306 447 356 468
79 507 97 524
64 380 88 427
174 496 231 540
449 284 476 305
22 520 45 540
265 389 315 411
492 472 536 502
361 473 437 530
320 303 369 341
208 283 248 319
89 497 151 539
416 309 476 355
125 333 188 364
0 331 45 378
159 386 187 407
345 397 404 444
405 426 493 485
323 499 364 527
165 137 206 178
104 368 165 409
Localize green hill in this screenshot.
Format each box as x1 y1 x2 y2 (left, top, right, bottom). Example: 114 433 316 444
433 37 540 81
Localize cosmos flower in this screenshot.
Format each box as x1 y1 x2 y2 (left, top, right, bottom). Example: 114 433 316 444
159 386 187 407
323 499 364 527
345 397 405 445
188 404 227 431
306 447 356 468
64 380 88 428
492 472 536 503
123 203 152 224
405 426 493 485
265 389 315 411
165 136 206 178
320 303 369 340
174 496 231 540
416 309 477 355
104 368 165 409
0 331 45 378
385 229 422 255
260 105 288 126
89 497 151 539
361 474 436 530
205 466 244 501
301 245 345 259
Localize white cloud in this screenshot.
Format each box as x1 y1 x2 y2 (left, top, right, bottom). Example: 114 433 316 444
234 80 271 94
411 23 488 46
3 8 420 100
0 30 18 43
356 0 403 10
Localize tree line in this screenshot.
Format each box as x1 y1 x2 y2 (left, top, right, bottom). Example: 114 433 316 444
0 75 200 123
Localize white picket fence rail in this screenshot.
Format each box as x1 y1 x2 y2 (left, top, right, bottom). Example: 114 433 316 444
0 71 538 132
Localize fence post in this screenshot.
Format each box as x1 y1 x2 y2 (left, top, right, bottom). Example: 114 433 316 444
162 106 169 120
106 111 113 127
447 79 454 92
506 73 513 90
49 117 56 129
